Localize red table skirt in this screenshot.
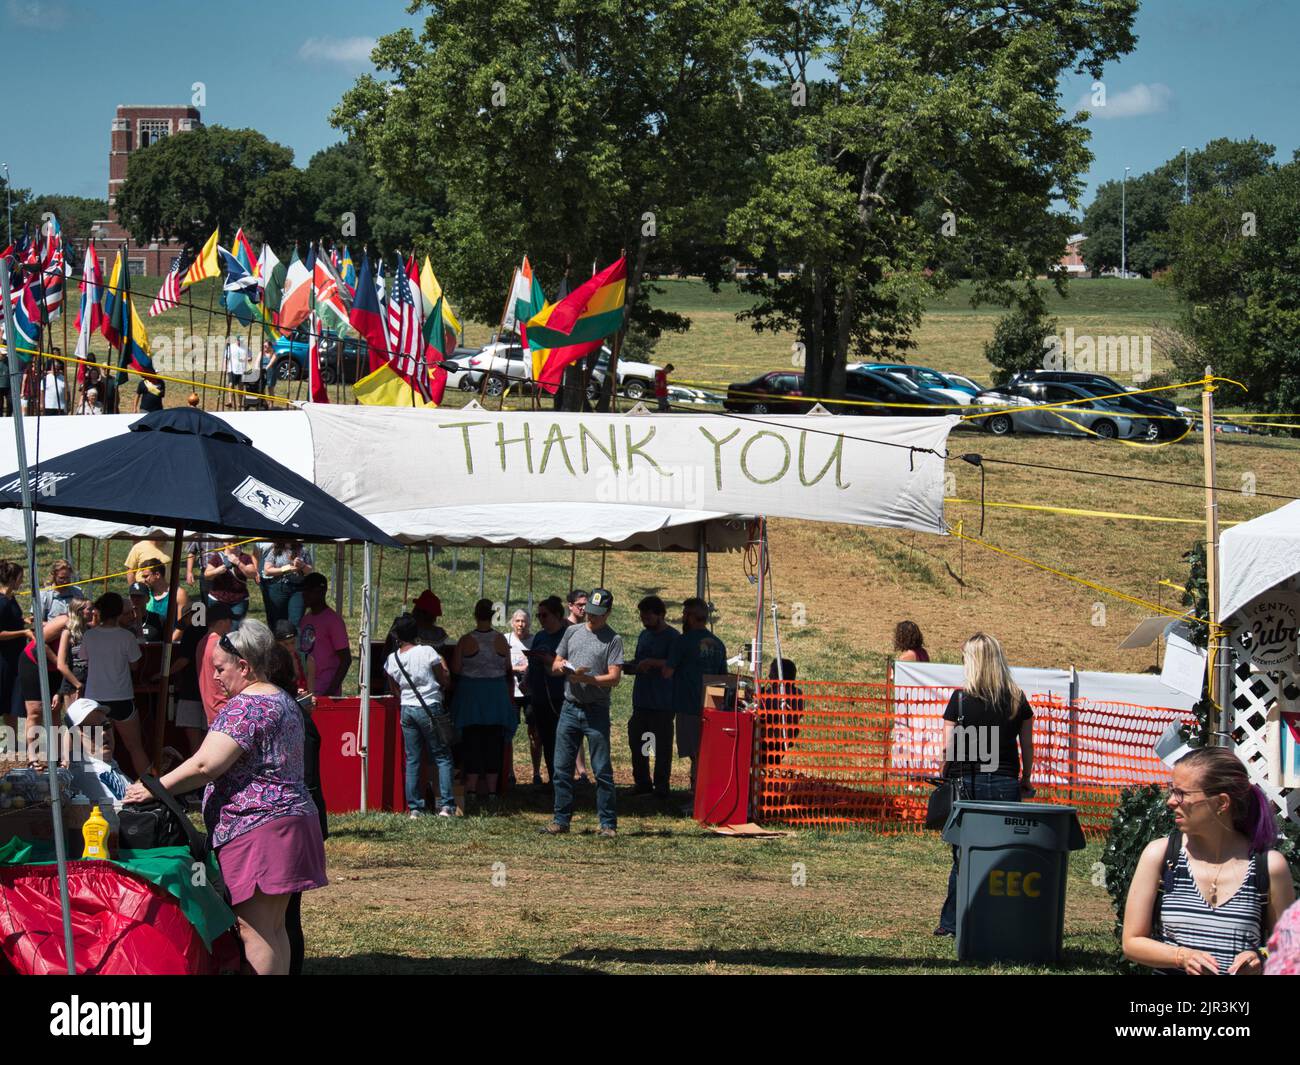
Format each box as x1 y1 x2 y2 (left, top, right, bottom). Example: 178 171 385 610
312 696 405 813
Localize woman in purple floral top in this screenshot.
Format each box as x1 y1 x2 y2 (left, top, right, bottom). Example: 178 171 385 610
124 619 326 974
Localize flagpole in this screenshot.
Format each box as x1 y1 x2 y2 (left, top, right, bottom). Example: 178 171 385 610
203 278 217 411
61 257 70 413
1 267 76 974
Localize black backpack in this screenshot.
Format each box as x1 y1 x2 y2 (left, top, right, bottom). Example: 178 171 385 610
1151 829 1272 939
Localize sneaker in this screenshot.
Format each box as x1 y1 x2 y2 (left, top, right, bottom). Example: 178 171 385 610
933 925 955 938
597 826 617 839
437 807 455 818
408 810 422 820
538 821 570 835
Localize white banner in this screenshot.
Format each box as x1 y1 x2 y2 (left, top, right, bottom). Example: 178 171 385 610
304 406 957 535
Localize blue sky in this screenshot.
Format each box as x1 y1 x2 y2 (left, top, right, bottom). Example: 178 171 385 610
3 0 1296 214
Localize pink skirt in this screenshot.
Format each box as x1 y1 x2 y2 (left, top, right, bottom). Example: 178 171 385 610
216 814 328 906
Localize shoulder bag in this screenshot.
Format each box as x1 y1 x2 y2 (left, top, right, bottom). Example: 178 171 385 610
392 646 455 747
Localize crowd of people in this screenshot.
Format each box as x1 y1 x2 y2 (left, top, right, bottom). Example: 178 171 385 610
383 587 733 837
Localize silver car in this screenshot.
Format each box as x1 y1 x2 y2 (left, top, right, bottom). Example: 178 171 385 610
974 381 1156 440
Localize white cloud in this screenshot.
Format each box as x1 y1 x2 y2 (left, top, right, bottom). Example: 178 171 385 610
6 0 68 29
298 36 377 64
1075 82 1173 120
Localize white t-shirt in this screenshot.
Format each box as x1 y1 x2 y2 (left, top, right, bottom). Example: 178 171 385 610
43 373 66 410
82 626 142 702
225 341 251 376
384 645 444 709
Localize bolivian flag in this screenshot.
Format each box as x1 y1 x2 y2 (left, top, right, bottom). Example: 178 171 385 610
524 255 626 348
354 361 439 408
100 250 154 381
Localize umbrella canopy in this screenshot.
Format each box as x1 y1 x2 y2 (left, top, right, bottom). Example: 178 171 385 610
0 407 400 546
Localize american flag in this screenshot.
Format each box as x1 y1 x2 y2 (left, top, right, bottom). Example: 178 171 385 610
386 265 431 400
149 255 184 317
38 228 64 321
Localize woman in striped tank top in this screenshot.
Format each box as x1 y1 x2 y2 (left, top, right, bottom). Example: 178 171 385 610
1123 747 1294 974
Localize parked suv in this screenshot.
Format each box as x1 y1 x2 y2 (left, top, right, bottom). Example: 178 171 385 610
269 326 369 386
974 380 1156 440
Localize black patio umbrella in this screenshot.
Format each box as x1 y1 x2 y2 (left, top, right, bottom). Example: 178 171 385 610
0 406 400 544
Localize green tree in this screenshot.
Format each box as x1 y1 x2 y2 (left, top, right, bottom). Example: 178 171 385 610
1164 157 1300 414
113 125 301 251
983 287 1059 384
333 0 767 407
728 0 1137 400
1082 138 1276 276
14 194 108 242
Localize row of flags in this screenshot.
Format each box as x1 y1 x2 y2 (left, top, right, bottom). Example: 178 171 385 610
4 215 629 409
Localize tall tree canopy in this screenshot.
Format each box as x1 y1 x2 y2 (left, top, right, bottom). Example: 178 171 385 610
333 0 767 339
729 0 1138 398
1164 155 1300 414
1083 137 1277 275
114 125 299 250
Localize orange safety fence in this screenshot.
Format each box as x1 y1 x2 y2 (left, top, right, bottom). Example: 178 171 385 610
751 681 1194 837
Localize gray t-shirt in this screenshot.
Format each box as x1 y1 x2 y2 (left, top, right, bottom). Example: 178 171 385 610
555 622 624 709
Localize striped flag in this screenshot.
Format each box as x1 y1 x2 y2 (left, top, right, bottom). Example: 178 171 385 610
39 219 65 321
74 241 106 376
148 255 184 317
182 227 220 287
386 263 430 400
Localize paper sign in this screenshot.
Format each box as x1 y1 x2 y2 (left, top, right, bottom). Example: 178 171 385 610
1161 622 1208 698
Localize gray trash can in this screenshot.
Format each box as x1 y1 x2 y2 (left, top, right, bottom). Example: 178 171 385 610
941 800 1086 964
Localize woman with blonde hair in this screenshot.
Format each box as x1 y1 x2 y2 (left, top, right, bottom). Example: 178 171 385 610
935 632 1034 937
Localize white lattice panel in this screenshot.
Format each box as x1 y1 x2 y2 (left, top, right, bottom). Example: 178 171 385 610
1231 654 1300 824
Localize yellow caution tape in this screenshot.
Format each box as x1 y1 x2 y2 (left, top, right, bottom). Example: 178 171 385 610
944 498 1242 526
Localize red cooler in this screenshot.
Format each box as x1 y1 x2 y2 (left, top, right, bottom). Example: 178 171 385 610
693 704 755 826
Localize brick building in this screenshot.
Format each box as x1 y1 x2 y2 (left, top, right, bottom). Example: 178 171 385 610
90 104 201 276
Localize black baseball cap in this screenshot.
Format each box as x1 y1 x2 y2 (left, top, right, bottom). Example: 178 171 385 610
586 588 613 616
128 581 149 598
274 619 298 640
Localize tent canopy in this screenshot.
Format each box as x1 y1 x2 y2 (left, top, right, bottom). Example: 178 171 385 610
0 405 956 551
1219 498 1300 621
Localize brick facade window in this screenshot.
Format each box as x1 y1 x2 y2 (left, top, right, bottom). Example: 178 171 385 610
138 119 171 148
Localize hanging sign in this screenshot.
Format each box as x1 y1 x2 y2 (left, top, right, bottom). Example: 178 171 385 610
1232 591 1300 672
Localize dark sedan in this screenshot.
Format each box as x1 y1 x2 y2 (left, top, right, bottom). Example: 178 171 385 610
841 368 953 416
724 372 810 414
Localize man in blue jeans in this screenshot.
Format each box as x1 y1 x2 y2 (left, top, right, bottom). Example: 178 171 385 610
540 588 624 838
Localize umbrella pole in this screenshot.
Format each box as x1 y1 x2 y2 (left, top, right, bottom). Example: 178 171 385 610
2 267 76 974
359 541 372 813
152 528 184 770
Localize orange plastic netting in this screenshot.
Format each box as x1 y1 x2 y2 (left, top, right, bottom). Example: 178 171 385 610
751 681 1192 837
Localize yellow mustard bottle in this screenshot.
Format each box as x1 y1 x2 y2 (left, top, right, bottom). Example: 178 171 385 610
82 805 110 860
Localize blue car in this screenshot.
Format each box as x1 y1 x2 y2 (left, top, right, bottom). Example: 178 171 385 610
268 326 369 386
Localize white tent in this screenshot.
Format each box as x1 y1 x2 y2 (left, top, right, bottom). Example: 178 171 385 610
0 406 957 548
1219 498 1300 621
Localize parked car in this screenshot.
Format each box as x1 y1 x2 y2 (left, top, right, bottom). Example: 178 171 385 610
666 385 723 407
842 368 952 416
589 350 663 400
723 371 810 414
269 326 368 386
853 363 972 406
1008 370 1192 440
460 340 535 396
973 381 1155 440
937 371 985 397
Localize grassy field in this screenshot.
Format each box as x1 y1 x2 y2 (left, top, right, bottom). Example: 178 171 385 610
25 274 1294 973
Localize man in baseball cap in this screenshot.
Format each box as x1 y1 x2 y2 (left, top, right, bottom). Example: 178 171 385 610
541 588 624 838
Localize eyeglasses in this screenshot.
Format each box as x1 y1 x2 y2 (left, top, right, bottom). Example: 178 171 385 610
1167 787 1207 805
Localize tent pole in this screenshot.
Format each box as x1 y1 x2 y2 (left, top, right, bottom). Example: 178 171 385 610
334 543 344 618
2 266 76 974
402 545 412 606
504 548 514 617
478 548 485 598
425 544 432 591
152 528 184 769
752 518 766 676
599 548 606 588
528 548 534 615
359 541 372 813
696 528 707 599
568 548 575 592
